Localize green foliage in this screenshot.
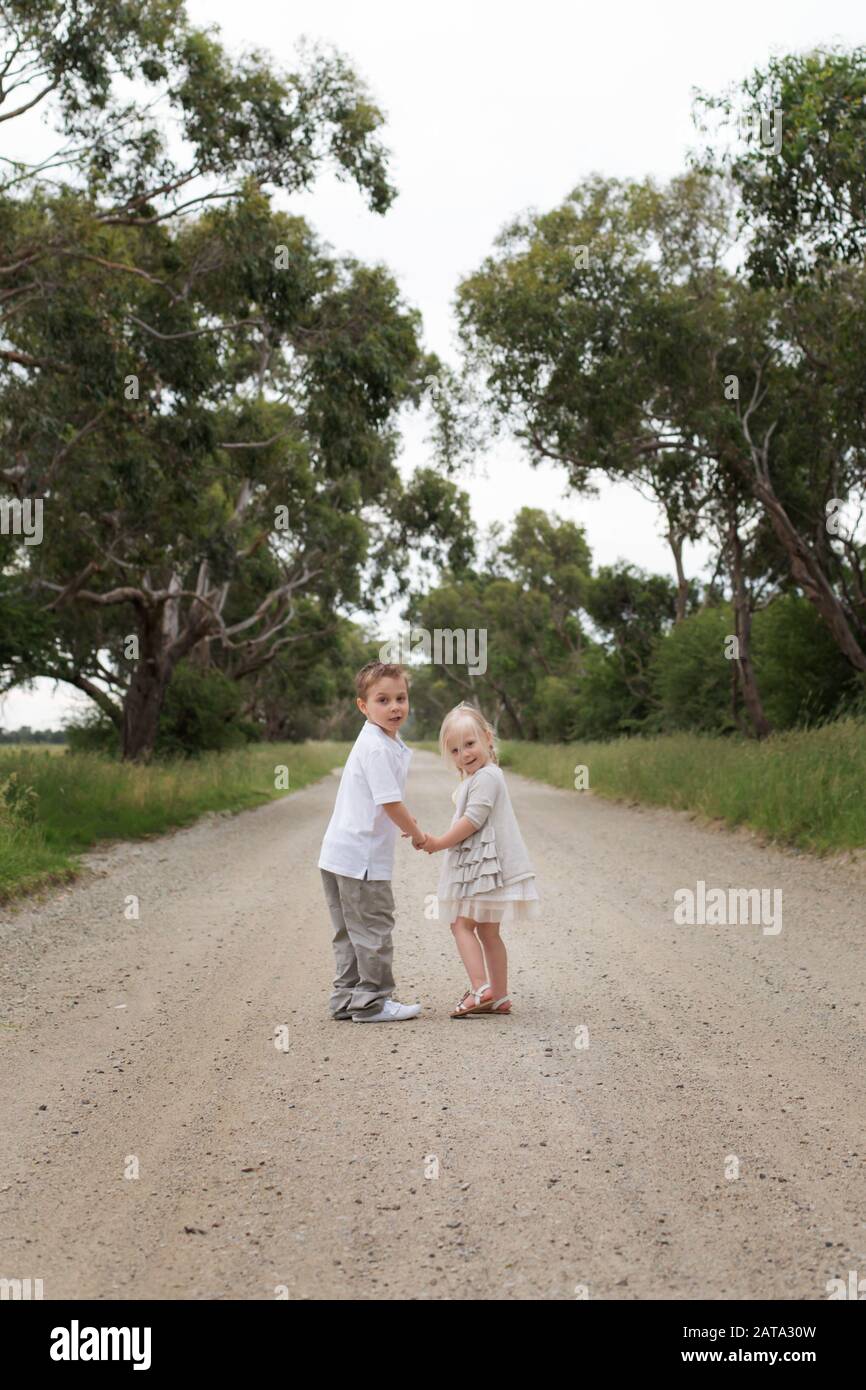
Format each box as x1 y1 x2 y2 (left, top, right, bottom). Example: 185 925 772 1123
2 2 395 210
7 26 866 760
405 502 858 744
1 2 477 760
405 507 590 739
455 139 866 685
67 663 261 757
751 595 857 726
0 569 59 688
528 675 585 743
225 609 378 742
0 771 39 826
650 596 858 735
66 663 260 755
693 47 866 285
583 564 677 728
498 509 591 612
65 713 121 755
650 604 736 734
154 663 258 757
569 644 646 740
499 719 866 854
408 513 859 744
408 574 564 739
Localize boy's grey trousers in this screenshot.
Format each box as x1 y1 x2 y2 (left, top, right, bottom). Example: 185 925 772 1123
320 869 396 1018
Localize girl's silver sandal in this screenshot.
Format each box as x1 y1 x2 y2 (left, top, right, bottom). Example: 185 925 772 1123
450 983 492 1018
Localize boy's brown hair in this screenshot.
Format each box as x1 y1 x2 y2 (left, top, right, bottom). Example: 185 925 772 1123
355 661 410 700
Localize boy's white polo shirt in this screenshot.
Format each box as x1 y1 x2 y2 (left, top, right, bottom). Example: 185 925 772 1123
318 720 413 880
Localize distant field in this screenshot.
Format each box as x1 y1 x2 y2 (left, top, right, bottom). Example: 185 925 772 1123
495 721 866 855
0 743 66 754
0 742 350 901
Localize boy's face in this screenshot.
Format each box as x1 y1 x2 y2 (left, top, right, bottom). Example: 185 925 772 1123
357 676 409 737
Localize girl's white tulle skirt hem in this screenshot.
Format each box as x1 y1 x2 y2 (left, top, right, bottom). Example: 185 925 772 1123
438 877 541 925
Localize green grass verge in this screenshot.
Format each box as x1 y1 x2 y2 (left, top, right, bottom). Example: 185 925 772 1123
0 741 350 902
495 720 866 855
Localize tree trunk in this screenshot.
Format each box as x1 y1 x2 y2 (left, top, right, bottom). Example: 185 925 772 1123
751 472 866 675
489 680 524 738
120 578 219 760
730 652 744 734
729 521 773 740
121 601 167 760
667 528 689 624
122 658 171 761
186 636 211 669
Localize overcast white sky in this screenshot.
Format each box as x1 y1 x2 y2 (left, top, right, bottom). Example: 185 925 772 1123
6 0 863 728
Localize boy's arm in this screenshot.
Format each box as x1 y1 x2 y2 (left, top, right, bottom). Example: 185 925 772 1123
362 748 426 846
382 800 426 844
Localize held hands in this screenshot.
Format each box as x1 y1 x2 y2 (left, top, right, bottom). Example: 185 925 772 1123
402 824 429 850
401 826 441 851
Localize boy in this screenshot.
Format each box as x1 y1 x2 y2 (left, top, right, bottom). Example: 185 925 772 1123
318 661 426 1022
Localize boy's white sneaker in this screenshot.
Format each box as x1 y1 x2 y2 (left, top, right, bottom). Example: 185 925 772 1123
353 999 421 1023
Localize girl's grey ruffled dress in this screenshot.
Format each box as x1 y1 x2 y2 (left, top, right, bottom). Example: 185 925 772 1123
437 763 541 924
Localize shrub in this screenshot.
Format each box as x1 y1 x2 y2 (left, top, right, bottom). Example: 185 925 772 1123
751 594 857 727
65 713 121 755
154 663 259 758
66 664 260 759
650 604 735 734
571 643 654 740
0 771 38 826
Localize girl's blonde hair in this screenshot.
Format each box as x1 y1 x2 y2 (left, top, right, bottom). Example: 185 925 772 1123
438 702 498 776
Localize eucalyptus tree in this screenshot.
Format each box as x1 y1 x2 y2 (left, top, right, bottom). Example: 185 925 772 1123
720 271 866 678
455 156 866 738
455 171 780 735
0 1 470 756
691 47 866 674
692 45 866 287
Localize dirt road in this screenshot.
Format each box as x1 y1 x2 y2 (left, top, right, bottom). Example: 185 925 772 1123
0 751 863 1300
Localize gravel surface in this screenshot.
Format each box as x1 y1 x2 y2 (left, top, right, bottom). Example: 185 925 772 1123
0 751 863 1300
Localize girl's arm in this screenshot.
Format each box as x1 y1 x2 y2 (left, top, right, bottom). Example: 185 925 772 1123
423 816 477 853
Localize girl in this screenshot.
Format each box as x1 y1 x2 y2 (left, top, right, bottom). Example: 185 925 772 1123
422 703 540 1017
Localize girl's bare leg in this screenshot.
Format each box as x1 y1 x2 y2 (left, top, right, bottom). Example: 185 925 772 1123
450 916 487 991
475 921 507 999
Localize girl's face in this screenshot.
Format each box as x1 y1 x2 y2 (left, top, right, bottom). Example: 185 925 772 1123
446 719 492 776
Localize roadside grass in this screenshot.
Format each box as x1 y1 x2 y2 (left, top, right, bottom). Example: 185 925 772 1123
3 719 861 902
495 720 866 854
0 742 350 902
